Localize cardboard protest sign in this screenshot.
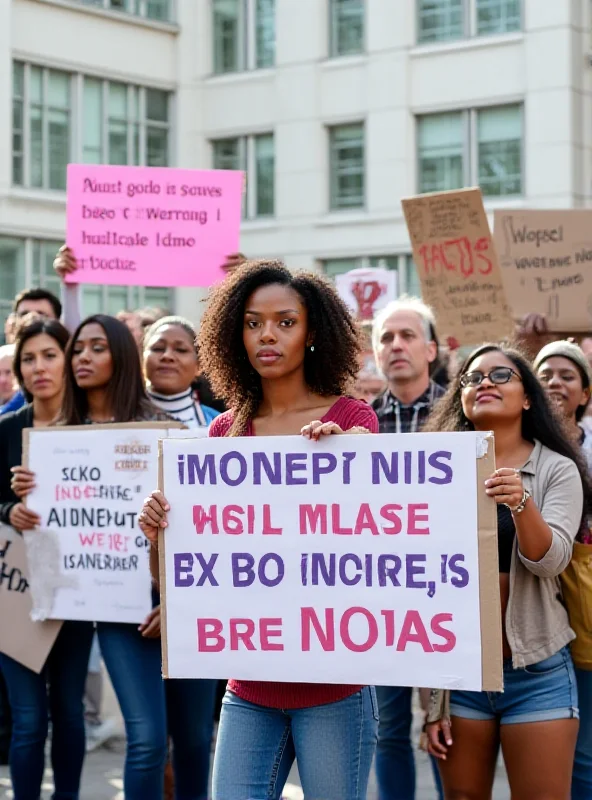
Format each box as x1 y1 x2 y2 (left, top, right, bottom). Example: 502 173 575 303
493 209 592 331
66 164 243 287
336 267 398 320
402 187 513 345
23 422 182 624
0 527 62 673
159 432 502 690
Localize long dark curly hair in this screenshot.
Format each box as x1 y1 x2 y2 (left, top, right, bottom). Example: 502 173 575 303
424 343 590 515
198 259 362 435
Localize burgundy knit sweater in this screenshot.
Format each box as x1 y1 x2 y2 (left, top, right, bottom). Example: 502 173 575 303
209 396 379 709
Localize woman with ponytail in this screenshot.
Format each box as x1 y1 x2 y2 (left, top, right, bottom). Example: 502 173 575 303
139 260 379 800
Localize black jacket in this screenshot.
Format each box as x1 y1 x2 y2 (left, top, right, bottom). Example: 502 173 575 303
0 404 34 525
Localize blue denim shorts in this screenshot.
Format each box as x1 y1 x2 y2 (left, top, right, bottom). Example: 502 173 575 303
450 647 579 725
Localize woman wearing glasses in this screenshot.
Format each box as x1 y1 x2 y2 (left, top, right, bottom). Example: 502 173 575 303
423 344 587 799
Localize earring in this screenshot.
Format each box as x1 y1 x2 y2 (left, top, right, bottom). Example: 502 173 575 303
310 345 315 352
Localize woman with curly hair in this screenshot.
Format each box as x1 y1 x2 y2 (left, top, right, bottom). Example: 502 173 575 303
140 259 379 800
424 343 587 800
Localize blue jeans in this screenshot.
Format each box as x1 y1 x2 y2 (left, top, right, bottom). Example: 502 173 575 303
0 620 94 800
212 688 378 800
97 622 216 800
450 648 578 724
166 678 217 800
375 686 444 800
573 667 592 799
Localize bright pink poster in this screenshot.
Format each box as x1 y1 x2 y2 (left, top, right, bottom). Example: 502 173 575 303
66 164 243 287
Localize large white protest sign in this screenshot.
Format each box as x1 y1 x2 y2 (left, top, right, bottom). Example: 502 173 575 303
160 433 502 690
335 267 397 320
24 423 181 624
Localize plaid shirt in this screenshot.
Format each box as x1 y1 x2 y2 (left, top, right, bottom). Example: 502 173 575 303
372 380 445 434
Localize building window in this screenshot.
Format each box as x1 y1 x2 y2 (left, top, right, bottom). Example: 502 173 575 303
212 133 275 218
79 0 174 22
82 285 173 317
476 0 520 34
417 0 463 43
330 0 364 57
81 79 170 167
0 238 26 335
417 0 520 43
329 123 365 210
213 0 275 74
13 62 172 187
477 105 521 196
12 64 72 191
417 105 522 197
417 113 465 194
12 64 24 186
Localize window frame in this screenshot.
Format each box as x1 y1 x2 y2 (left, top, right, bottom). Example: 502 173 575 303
416 0 521 44
329 0 365 58
212 0 275 75
329 122 366 211
416 103 523 198
78 0 176 22
17 62 73 191
211 133 275 219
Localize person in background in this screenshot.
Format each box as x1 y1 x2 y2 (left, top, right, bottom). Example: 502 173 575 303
143 315 219 432
371 296 445 800
0 345 17 407
1 290 63 415
533 341 592 799
140 260 379 800
3 314 16 345
0 316 95 800
425 343 585 799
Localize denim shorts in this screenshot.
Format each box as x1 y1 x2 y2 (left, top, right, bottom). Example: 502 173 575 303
450 646 579 725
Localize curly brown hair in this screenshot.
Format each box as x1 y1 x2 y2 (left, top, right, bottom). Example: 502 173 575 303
198 259 362 435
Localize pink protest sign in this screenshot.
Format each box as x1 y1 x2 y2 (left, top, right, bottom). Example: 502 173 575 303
66 164 243 287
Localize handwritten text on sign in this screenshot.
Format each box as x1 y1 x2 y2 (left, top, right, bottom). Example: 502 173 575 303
25 425 178 624
494 209 592 331
402 188 513 345
66 164 243 287
161 433 486 689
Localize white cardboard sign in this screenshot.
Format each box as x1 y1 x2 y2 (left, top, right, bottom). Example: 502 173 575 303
24 423 180 624
160 432 502 690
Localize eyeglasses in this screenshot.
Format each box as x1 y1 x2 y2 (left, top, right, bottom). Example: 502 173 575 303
460 367 522 389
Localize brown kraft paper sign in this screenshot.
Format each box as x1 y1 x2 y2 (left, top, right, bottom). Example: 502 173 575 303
494 209 592 332
402 188 513 345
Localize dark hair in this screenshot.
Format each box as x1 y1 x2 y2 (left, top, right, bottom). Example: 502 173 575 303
425 343 590 514
13 288 62 319
61 314 153 424
13 317 69 400
198 259 362 435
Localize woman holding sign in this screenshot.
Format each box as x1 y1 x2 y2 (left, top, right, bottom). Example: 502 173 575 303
0 316 95 800
58 313 218 800
140 260 380 800
424 344 587 799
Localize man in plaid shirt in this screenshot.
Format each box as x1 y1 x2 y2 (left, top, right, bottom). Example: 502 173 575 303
371 296 445 800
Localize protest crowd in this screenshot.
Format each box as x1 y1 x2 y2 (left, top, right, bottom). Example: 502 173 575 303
0 218 591 800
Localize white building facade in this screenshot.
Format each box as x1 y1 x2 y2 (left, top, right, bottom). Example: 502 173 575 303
0 0 591 331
